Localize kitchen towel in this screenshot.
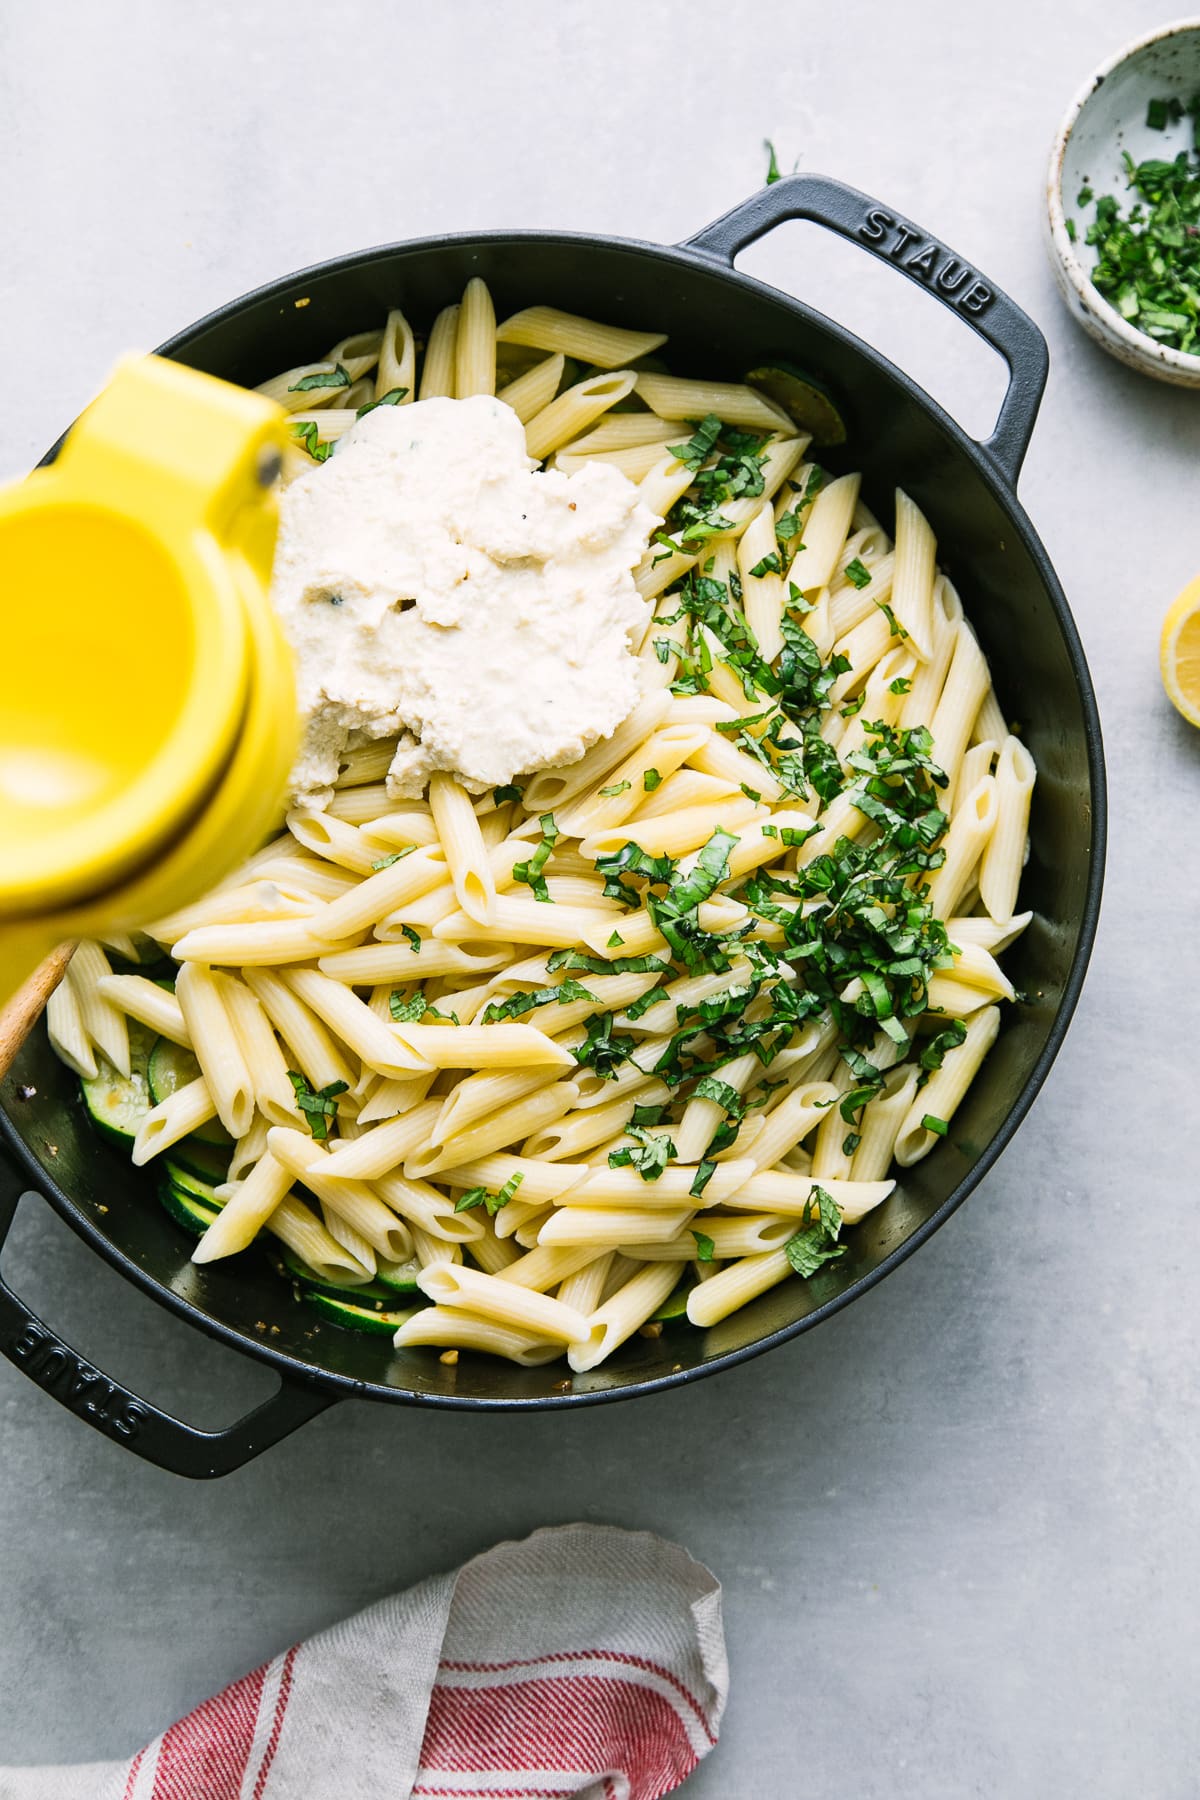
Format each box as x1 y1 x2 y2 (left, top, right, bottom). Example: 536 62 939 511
0 1523 727 1800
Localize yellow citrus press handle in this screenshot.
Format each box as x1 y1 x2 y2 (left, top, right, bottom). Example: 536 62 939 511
0 356 298 1000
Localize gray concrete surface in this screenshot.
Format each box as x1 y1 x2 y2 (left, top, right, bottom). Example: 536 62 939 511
2 2 1199 1794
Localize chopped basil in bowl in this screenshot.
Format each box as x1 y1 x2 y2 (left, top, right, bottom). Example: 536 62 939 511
1047 20 1200 386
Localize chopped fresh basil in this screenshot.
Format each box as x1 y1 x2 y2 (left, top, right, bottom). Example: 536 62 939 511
666 413 722 470
547 948 670 977
784 1184 846 1277
356 387 408 416
286 1070 348 1141
600 780 632 797
573 1012 638 1080
288 361 351 392
844 557 872 590
492 783 524 804
608 1124 677 1181
922 1113 950 1137
288 419 334 462
749 551 783 578
400 925 422 953
643 768 663 792
481 978 597 1024
919 1018 967 1073
371 846 415 871
692 1075 744 1116
512 812 559 903
455 1171 524 1215
692 1230 715 1262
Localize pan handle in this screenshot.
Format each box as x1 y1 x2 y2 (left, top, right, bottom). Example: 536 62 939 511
0 1150 336 1479
679 172 1048 488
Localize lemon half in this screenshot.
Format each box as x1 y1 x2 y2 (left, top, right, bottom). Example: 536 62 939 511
1161 575 1200 729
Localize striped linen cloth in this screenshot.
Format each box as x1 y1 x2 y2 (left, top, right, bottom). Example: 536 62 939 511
0 1525 727 1800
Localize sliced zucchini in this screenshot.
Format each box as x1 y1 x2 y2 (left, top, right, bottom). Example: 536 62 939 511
168 1138 231 1185
375 1255 422 1295
274 1247 392 1301
163 1161 222 1207
744 362 847 447
79 1022 156 1149
146 1038 200 1105
652 1279 695 1324
159 1177 220 1237
146 1038 230 1144
303 1290 424 1336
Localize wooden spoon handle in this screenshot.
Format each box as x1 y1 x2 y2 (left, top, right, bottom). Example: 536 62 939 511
0 942 76 1083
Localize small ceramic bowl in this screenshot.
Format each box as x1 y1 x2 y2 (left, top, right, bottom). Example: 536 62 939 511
1046 18 1200 386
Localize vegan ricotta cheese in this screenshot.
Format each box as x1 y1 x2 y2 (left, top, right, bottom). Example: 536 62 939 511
269 394 659 805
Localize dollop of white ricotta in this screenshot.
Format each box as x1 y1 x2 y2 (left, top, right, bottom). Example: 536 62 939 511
269 394 658 804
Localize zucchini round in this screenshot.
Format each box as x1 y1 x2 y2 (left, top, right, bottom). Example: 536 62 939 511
744 362 847 447
303 1291 425 1336
146 1038 230 1144
651 1279 695 1324
159 1177 220 1237
274 1247 392 1302
79 1022 156 1149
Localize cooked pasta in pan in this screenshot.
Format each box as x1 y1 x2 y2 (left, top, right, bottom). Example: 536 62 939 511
60 280 1035 1372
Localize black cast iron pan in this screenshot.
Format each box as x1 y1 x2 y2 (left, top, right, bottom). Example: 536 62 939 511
0 176 1106 1476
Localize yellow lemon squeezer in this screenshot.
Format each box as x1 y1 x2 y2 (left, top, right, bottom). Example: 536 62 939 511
0 355 298 1001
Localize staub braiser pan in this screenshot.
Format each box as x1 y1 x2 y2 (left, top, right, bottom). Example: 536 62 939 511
0 177 1106 1477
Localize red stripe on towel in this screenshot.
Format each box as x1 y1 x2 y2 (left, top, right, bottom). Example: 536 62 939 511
415 1673 699 1800
150 1662 266 1800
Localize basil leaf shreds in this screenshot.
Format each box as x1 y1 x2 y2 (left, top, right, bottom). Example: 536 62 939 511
922 1113 950 1137
512 812 559 903
650 828 739 930
600 780 632 797
286 1071 348 1141
573 1012 638 1080
607 1125 677 1181
491 1171 524 1213
547 948 670 978
667 413 722 470
492 783 524 805
919 1018 967 1074
288 361 351 392
844 557 873 590
765 139 782 184
785 1184 846 1277
692 1231 716 1263
390 991 427 1023
607 931 625 948
455 1172 524 1215
356 387 408 417
371 846 416 871
400 925 422 953
1083 112 1200 355
690 1159 718 1199
481 978 597 1024
692 1075 745 1116
288 419 334 463
630 1103 667 1129
749 551 783 578
643 768 663 792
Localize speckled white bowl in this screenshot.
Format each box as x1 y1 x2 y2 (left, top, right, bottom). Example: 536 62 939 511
1046 18 1200 386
